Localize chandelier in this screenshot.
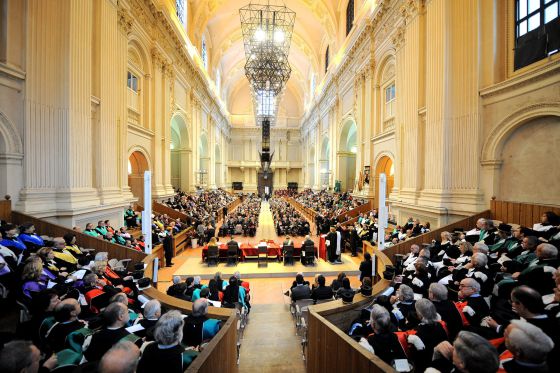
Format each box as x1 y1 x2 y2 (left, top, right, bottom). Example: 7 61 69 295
240 2 295 96
240 1 295 174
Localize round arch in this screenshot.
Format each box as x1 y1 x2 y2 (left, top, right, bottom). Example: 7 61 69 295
0 111 23 202
480 105 560 205
170 113 191 191
337 118 358 192
374 154 395 206
481 103 560 162
127 148 151 205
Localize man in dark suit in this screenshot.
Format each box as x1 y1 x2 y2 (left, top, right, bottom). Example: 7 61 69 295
290 274 311 301
163 228 174 267
311 275 333 302
325 226 338 263
84 302 131 362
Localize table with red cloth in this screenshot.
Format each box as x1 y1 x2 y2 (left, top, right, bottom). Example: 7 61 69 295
201 240 317 262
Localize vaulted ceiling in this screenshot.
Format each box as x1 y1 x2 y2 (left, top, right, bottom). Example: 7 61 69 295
188 0 348 126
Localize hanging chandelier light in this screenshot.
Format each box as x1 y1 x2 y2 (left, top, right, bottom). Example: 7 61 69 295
240 1 295 174
240 1 295 96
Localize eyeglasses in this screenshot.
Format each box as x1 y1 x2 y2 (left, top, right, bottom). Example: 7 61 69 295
459 284 473 289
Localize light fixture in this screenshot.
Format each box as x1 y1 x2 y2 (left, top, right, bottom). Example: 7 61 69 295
254 28 266 42
240 1 295 174
273 29 284 44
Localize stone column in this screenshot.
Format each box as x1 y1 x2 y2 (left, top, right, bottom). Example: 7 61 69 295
18 0 99 214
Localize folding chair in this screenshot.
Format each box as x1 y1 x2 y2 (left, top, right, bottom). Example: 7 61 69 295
283 245 294 265
227 243 239 266
302 243 315 266
257 244 268 267
294 299 314 335
207 245 219 267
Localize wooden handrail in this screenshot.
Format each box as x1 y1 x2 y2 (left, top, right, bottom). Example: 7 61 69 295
381 210 492 263
307 239 394 372
337 201 373 223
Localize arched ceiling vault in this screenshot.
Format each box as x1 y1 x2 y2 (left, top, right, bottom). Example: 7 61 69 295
190 0 341 124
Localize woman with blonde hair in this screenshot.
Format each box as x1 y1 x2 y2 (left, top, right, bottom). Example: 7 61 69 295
21 257 47 298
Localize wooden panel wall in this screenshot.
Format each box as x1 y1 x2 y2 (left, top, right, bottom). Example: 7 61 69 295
10 211 148 263
337 201 374 222
491 199 560 228
0 200 11 221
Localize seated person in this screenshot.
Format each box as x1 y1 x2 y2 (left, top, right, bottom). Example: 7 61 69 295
0 340 58 373
98 341 140 373
335 277 355 300
45 298 86 353
429 331 499 373
167 276 188 300
360 305 406 365
390 284 417 331
138 311 198 372
222 276 246 308
456 278 490 329
182 299 222 348
500 320 555 372
132 299 161 340
290 274 311 302
428 283 463 341
84 302 132 362
406 299 449 373
311 275 333 302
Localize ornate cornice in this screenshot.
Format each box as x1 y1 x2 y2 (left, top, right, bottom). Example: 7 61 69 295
117 5 133 35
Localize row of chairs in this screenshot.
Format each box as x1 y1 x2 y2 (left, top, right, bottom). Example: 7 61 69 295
289 297 334 361
207 243 317 267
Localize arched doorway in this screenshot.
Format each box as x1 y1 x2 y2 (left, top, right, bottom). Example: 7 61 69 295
215 144 222 188
374 155 394 206
320 138 331 189
337 120 357 191
0 112 23 203
170 114 191 191
198 133 209 187
128 150 150 205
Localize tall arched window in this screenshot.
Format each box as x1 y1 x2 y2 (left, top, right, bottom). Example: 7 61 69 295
325 46 330 73
176 0 186 26
346 0 355 36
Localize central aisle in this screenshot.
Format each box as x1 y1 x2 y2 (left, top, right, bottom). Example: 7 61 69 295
238 304 306 373
254 201 277 240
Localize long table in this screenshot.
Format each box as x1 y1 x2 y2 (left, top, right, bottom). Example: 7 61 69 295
202 240 317 261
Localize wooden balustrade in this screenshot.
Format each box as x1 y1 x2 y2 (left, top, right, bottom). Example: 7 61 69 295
381 210 492 263
141 253 238 373
337 201 374 223
10 211 148 263
307 241 394 373
288 197 317 222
